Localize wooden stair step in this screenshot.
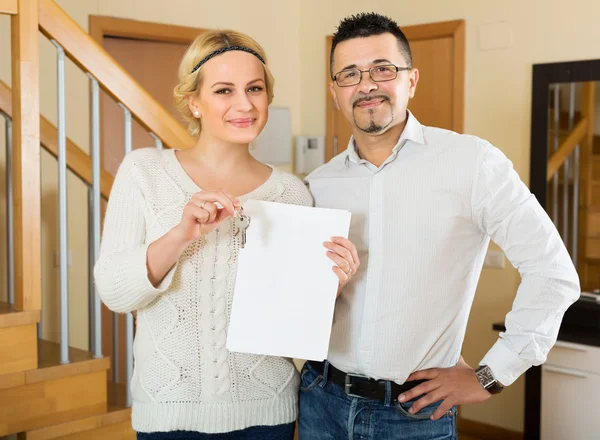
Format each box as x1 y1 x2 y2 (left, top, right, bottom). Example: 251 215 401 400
20 382 133 440
0 302 40 329
0 340 110 437
0 302 39 376
21 409 133 440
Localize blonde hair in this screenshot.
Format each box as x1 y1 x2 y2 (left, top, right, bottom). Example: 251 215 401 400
173 30 275 137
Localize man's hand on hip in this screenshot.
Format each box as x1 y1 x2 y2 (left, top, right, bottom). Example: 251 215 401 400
398 356 491 420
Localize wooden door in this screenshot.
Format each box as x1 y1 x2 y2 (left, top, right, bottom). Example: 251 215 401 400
325 20 465 160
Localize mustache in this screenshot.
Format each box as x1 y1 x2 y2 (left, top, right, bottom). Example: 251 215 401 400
353 95 390 108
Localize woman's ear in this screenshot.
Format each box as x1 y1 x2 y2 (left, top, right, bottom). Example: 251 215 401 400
187 95 201 118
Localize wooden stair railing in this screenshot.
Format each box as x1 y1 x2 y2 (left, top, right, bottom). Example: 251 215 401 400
0 0 18 14
545 83 598 291
38 0 195 151
0 1 195 437
547 117 589 181
0 80 114 199
579 83 598 288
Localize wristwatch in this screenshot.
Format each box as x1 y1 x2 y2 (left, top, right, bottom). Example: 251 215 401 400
475 365 504 395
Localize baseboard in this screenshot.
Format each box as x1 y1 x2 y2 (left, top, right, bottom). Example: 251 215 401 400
457 415 523 440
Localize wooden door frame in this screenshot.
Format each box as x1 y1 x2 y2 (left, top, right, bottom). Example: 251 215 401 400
89 15 203 45
0 0 17 15
325 19 465 161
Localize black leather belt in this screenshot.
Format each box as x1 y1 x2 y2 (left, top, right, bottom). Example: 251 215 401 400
308 360 425 402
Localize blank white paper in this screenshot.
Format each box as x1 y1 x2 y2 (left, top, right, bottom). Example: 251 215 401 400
226 200 351 361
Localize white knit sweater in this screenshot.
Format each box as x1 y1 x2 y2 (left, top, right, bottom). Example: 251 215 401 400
94 147 313 433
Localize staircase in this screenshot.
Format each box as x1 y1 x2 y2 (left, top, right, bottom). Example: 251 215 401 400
546 83 599 291
0 0 194 438
19 383 131 440
586 150 600 287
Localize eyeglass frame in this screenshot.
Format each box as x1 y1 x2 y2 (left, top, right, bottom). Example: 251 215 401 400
332 64 412 87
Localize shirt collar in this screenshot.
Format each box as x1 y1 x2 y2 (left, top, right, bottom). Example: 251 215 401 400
344 110 425 168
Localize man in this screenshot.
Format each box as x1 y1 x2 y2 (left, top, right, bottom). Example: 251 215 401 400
299 12 580 440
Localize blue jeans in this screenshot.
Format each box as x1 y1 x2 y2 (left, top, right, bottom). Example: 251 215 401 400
298 361 457 440
136 423 295 440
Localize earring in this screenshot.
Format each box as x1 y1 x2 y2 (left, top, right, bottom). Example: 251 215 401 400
194 111 200 117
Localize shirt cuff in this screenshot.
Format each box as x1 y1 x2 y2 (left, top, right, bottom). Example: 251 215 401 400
480 339 531 386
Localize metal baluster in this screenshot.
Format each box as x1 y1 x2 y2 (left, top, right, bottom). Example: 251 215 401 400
87 74 103 358
51 39 69 364
1 112 14 307
561 83 576 248
149 132 163 150
552 85 559 224
568 83 579 265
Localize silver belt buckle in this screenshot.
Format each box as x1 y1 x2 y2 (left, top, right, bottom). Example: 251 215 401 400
344 372 369 399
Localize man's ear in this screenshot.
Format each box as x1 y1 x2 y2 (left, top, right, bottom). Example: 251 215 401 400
408 68 419 99
329 82 340 110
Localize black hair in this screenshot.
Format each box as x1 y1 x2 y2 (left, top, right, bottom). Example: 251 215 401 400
330 12 412 78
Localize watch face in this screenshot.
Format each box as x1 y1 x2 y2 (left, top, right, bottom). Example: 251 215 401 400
477 367 495 388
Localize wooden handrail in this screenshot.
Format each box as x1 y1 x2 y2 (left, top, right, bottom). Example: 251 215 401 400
0 80 114 199
38 0 195 151
547 117 589 181
0 0 18 14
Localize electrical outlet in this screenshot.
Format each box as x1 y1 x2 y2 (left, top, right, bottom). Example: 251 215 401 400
484 249 505 269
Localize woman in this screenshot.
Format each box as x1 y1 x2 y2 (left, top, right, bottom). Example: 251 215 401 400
94 30 359 439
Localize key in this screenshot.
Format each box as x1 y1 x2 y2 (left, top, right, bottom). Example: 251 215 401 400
235 208 251 248
238 214 250 248
233 207 242 236
233 206 243 234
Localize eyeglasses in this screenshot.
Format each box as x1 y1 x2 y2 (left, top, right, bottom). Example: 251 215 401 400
333 64 411 87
